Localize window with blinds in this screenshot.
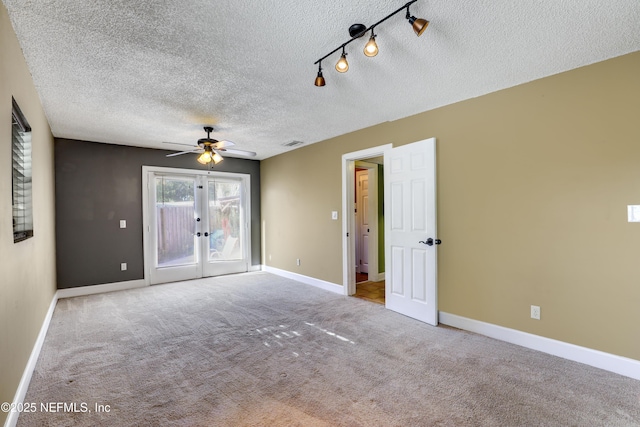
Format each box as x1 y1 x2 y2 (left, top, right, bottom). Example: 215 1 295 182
12 98 33 243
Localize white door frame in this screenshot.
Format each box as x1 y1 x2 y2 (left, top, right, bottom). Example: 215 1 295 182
142 165 251 285
342 144 392 295
355 162 378 276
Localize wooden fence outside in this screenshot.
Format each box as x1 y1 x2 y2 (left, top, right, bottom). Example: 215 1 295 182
157 204 194 264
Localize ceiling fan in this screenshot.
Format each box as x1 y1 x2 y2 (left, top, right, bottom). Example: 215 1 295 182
165 126 257 165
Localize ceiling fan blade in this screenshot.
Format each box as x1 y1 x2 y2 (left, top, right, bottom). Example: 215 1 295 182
166 150 201 157
162 141 198 148
220 148 257 157
213 140 236 148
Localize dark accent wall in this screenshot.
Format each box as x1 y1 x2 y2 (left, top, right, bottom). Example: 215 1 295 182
55 138 261 288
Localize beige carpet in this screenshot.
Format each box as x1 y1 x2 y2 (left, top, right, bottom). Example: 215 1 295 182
17 272 640 426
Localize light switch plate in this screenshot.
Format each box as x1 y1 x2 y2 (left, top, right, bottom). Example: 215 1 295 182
628 206 640 222
121 263 127 271
120 219 127 228
331 211 338 220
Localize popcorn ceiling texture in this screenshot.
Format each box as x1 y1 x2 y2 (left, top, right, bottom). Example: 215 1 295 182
3 0 640 159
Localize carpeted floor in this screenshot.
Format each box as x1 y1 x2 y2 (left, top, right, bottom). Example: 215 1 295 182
17 272 640 426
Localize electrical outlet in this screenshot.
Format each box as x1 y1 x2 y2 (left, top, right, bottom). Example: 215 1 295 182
296 258 301 266
531 305 540 320
121 262 127 271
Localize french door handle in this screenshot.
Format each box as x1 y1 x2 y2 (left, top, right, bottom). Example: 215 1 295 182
196 232 202 237
204 232 209 237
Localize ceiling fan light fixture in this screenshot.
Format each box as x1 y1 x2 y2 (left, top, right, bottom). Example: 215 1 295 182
166 126 254 162
197 148 213 165
364 31 379 57
212 151 224 164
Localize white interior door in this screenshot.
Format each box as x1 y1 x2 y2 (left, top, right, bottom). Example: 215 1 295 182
384 138 438 325
144 167 250 285
356 170 370 274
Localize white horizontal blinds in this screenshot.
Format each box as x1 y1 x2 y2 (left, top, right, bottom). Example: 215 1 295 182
12 98 33 243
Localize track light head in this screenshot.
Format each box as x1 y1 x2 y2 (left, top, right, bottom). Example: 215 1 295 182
406 6 429 36
315 63 326 86
315 71 326 86
335 48 349 73
364 31 379 57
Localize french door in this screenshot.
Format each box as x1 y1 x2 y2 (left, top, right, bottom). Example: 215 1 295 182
143 167 251 285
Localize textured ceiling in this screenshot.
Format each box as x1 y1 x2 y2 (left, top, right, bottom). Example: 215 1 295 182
4 0 640 160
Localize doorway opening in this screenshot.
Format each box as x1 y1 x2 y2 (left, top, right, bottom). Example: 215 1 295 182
354 160 384 304
342 144 392 301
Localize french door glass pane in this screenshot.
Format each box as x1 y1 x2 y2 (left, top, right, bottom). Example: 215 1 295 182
208 180 242 261
155 176 196 267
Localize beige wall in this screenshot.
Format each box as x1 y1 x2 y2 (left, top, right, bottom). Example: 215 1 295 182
261 51 640 361
0 3 57 423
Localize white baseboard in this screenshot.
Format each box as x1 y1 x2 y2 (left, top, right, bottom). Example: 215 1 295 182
368 272 385 282
439 312 640 381
4 292 59 427
248 264 263 272
263 266 343 294
57 279 147 299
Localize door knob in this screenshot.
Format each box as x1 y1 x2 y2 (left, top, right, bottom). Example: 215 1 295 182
204 232 209 237
418 238 442 246
196 232 202 237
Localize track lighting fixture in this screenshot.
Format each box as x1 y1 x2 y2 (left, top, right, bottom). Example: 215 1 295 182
406 5 429 36
335 47 349 73
314 62 326 86
313 0 428 86
364 30 378 57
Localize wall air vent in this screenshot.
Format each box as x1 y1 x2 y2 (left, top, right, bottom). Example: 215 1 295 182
282 140 304 147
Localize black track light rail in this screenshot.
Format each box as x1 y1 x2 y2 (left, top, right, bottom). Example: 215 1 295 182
314 0 419 66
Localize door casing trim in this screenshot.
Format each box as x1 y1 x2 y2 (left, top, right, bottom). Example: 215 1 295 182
341 144 392 295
